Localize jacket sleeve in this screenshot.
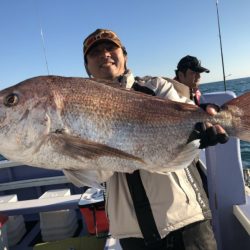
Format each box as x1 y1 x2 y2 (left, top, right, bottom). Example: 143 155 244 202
142 76 194 104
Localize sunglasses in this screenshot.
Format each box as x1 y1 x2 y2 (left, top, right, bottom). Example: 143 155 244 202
84 30 120 51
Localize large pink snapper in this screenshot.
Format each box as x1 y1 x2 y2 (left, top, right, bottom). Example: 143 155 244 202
0 76 249 188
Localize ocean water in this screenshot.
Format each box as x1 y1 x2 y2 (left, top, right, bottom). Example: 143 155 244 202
200 76 250 169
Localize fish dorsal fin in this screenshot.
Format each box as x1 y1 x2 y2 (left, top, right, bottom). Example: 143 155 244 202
50 131 144 163
63 169 114 189
91 78 165 98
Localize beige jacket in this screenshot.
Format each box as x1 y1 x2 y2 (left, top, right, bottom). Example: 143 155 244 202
106 72 211 239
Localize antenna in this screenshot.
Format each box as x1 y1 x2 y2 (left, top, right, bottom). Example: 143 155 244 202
215 0 226 91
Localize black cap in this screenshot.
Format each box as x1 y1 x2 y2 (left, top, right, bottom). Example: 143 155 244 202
177 55 210 73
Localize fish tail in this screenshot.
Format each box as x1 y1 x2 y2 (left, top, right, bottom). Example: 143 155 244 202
222 92 250 142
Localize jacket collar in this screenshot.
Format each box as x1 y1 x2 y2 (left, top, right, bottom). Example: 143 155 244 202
118 70 135 89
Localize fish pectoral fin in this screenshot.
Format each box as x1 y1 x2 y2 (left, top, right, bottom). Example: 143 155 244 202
155 140 200 173
50 132 144 163
63 169 114 188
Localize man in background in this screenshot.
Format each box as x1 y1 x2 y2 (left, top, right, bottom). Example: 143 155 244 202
174 55 210 105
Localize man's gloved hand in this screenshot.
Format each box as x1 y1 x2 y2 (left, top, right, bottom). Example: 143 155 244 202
194 122 229 149
188 103 229 149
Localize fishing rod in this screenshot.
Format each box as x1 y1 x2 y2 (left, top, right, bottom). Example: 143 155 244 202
215 0 226 91
33 1 50 75
40 27 50 75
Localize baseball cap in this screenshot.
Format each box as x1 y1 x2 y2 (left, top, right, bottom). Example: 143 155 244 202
177 55 210 73
83 29 124 57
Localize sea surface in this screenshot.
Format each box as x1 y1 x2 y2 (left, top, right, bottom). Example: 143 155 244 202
200 76 250 169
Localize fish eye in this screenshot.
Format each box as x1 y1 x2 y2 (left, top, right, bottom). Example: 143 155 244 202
4 93 19 107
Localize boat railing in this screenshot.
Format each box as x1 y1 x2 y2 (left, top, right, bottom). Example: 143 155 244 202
0 160 84 215
0 175 69 192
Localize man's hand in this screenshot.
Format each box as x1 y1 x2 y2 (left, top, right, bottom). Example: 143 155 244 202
198 104 229 149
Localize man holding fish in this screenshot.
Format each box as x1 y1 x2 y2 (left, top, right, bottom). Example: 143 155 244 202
82 29 228 250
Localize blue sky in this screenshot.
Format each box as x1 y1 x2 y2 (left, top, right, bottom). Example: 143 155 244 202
1 0 250 90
